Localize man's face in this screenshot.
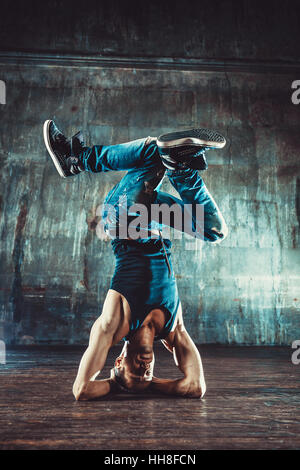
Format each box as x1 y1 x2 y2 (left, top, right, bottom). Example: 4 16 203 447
112 349 155 392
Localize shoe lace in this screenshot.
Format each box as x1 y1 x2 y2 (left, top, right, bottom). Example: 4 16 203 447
67 156 84 175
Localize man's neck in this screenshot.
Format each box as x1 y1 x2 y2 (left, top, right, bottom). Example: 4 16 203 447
141 308 169 337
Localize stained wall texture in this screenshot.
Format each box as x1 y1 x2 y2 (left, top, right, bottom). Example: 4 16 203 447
0 1 300 345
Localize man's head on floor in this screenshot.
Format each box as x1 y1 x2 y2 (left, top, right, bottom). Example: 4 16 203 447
111 339 155 393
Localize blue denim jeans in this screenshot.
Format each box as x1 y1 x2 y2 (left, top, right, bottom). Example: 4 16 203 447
78 138 228 243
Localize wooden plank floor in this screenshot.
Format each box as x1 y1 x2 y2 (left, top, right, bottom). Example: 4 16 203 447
0 344 299 450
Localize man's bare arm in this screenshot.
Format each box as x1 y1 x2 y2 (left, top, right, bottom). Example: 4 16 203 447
151 321 206 398
72 290 127 401
72 326 114 401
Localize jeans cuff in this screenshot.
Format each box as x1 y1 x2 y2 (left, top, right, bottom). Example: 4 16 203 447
166 168 195 177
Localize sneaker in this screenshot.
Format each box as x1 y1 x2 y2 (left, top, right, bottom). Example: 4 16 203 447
159 147 209 171
157 128 226 171
43 120 85 177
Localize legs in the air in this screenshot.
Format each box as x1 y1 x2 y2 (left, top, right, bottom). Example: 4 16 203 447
43 120 228 242
158 168 228 242
43 120 159 177
157 128 226 171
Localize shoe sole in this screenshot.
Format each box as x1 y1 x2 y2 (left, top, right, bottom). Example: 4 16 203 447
157 128 226 149
43 119 67 178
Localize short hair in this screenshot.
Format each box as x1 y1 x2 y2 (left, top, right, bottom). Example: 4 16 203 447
113 366 130 393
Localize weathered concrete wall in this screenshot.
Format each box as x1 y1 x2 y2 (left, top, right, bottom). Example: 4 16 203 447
0 62 299 345
0 1 300 345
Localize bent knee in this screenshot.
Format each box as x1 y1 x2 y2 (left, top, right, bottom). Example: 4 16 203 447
209 223 228 244
204 211 228 244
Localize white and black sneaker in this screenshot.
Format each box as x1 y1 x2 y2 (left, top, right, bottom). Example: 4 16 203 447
157 128 226 171
43 119 85 177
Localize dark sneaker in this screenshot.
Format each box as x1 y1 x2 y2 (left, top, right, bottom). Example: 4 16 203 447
157 128 226 171
43 120 85 177
71 130 85 157
159 147 209 171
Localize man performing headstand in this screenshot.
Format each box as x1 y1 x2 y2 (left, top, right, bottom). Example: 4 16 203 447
43 120 228 400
